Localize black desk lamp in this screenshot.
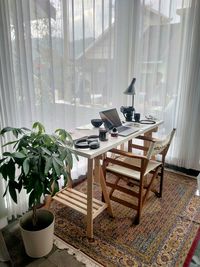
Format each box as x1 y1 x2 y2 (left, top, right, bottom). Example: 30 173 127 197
120 77 136 121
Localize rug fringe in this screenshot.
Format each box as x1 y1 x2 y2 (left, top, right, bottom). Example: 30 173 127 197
54 235 103 267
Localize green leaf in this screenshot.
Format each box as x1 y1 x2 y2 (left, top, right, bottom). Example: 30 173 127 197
12 152 26 158
52 153 59 157
66 146 78 161
2 140 18 147
43 134 54 144
55 129 73 144
2 152 12 157
63 170 69 186
17 178 23 192
74 152 79 161
52 158 60 176
32 122 45 134
52 180 59 195
22 147 28 155
0 127 28 138
55 128 67 139
0 127 15 135
8 181 17 203
0 164 8 180
25 174 37 193
53 157 63 167
3 185 8 197
0 159 15 181
12 129 19 138
44 157 52 175
23 158 30 176
41 147 51 156
7 159 15 180
58 147 67 161
65 150 73 169
21 127 31 131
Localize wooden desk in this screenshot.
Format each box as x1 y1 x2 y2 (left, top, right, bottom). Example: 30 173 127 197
53 120 163 240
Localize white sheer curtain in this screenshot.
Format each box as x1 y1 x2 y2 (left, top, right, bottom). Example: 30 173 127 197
0 0 199 219
0 0 118 219
0 0 117 131
169 0 200 169
116 0 200 170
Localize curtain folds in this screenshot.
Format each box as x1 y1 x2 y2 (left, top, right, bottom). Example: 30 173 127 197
128 0 200 170
0 0 199 219
170 0 200 169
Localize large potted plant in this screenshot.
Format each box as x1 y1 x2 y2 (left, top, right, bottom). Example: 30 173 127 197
0 122 77 258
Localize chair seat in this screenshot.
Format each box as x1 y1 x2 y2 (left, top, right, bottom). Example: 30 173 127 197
106 157 162 180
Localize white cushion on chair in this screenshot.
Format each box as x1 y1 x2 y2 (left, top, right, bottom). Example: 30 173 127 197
106 157 161 181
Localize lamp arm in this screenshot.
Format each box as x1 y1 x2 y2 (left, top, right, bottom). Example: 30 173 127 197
132 94 135 109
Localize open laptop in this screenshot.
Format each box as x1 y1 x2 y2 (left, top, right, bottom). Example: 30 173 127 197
99 108 139 136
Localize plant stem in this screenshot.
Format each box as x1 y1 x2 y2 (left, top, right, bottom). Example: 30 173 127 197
32 205 37 228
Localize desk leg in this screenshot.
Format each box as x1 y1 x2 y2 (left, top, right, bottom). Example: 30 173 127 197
128 140 132 152
144 127 158 159
94 158 100 184
87 159 94 240
99 167 114 217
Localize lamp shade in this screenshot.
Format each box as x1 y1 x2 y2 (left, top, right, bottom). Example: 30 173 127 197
123 78 136 95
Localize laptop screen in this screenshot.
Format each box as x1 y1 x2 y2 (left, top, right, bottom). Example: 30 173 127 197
99 108 122 130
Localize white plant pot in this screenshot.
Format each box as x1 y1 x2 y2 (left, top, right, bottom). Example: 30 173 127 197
20 209 54 258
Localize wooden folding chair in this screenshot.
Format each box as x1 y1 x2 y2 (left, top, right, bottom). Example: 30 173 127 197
129 128 176 197
103 129 176 224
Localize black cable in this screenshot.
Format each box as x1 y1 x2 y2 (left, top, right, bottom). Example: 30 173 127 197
139 120 156 124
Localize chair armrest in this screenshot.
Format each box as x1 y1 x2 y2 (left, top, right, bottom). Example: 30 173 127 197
135 135 158 142
109 148 146 160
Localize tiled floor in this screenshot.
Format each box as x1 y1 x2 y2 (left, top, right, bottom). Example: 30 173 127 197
26 250 85 267
1 220 85 267
1 249 85 267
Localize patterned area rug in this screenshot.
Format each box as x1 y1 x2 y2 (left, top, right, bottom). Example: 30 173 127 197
51 171 200 267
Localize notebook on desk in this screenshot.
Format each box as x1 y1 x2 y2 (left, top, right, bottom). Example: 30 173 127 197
99 108 139 136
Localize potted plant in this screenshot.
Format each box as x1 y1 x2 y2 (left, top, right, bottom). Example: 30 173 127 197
0 122 77 258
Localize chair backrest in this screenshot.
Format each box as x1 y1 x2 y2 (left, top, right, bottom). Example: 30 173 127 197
146 128 176 159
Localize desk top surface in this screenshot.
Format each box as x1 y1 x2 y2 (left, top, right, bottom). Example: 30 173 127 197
70 120 163 159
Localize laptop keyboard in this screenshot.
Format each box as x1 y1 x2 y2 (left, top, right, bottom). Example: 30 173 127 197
117 125 130 133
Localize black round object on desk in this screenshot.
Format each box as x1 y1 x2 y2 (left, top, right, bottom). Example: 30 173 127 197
99 128 108 141
91 119 103 128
